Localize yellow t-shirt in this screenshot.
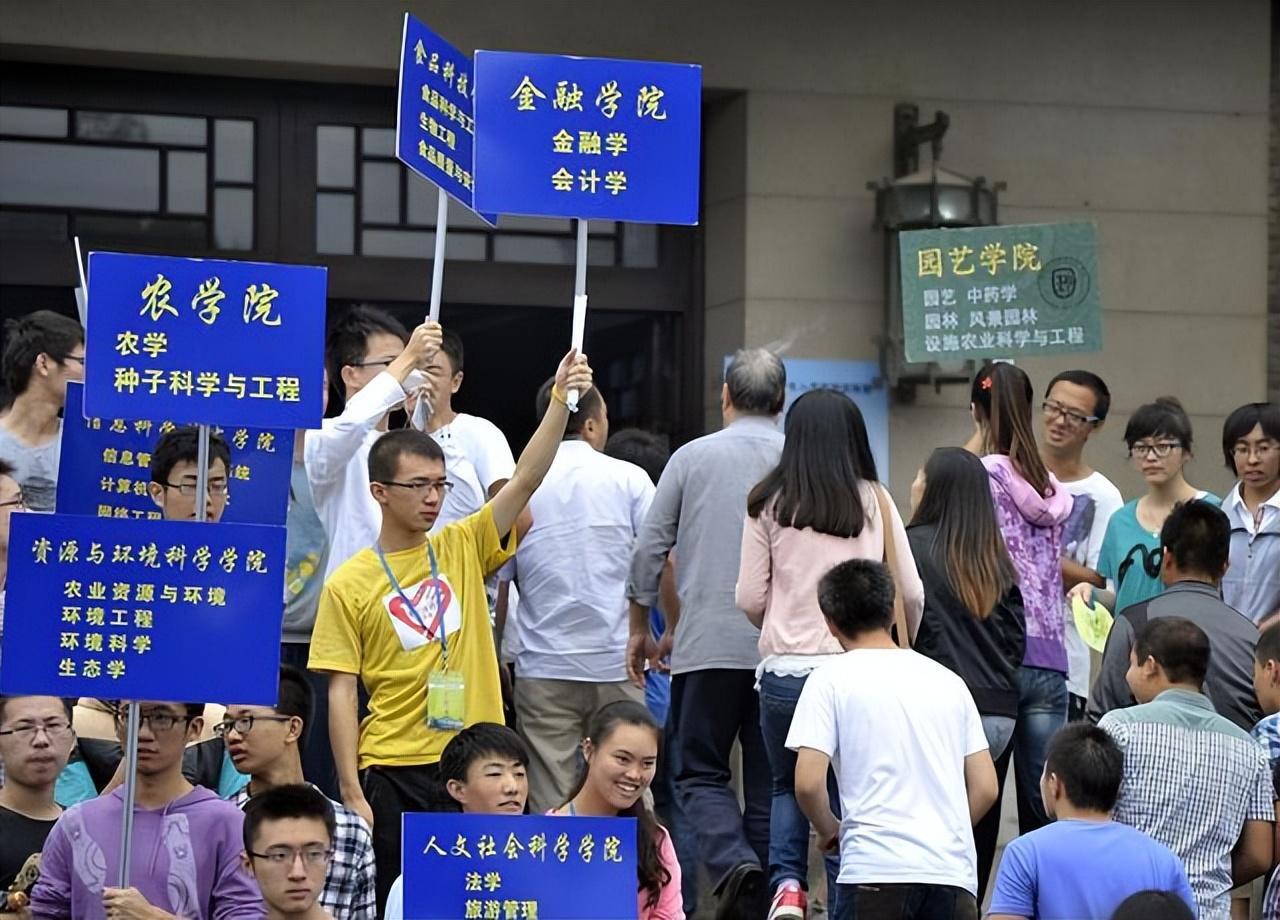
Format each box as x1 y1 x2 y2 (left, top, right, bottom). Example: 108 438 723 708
308 505 516 769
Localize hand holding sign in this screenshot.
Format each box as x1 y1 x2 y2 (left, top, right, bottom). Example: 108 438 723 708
553 349 593 409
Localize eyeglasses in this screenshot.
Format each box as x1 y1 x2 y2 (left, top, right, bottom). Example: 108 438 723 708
1128 441 1183 460
1041 401 1099 429
0 495 24 510
377 478 453 498
248 846 333 869
1232 441 1280 460
115 710 190 733
162 480 230 497
213 714 293 738
61 354 86 366
0 719 73 742
350 357 397 369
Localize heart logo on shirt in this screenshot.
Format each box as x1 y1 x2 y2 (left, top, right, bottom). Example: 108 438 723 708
387 578 454 639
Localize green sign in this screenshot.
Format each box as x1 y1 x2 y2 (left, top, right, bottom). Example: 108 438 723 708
898 221 1101 363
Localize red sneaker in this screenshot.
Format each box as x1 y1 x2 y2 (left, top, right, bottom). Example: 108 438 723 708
767 883 807 920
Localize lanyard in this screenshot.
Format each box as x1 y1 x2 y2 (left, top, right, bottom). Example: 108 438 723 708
375 540 449 665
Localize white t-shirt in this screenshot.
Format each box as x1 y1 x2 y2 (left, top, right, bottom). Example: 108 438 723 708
786 648 988 892
1059 471 1124 697
429 412 516 528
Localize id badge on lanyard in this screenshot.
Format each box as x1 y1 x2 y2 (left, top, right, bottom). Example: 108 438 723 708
374 540 465 732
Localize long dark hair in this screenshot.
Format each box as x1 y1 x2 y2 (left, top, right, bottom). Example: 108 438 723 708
747 389 879 537
909 447 1017 619
561 701 669 909
971 363 1052 497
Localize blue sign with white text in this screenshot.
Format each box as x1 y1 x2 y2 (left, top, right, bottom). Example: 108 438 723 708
56 382 293 526
474 50 701 224
84 252 326 429
402 812 638 919
0 514 284 704
395 13 497 225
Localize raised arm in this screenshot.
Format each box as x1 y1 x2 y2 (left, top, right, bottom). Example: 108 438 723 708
488 350 593 538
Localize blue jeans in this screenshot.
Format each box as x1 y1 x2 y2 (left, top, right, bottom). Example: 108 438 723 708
758 672 842 907
980 714 1015 761
1011 666 1067 833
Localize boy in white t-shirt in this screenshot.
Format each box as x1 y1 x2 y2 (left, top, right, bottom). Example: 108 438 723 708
787 559 998 920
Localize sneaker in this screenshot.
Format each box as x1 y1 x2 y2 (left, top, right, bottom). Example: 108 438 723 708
767 882 807 920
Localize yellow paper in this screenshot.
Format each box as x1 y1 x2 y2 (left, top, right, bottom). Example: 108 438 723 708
1072 595 1114 653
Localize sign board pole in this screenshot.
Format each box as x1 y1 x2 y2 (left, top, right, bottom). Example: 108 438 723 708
568 218 588 412
428 188 448 324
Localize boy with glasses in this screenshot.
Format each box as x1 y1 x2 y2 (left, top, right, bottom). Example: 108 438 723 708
148 426 232 523
0 696 75 910
221 666 374 919
1220 403 1280 625
1038 371 1124 721
30 701 262 919
0 310 84 512
241 784 336 920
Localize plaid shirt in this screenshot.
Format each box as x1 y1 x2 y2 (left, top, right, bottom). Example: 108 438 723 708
1101 689 1273 920
232 784 376 920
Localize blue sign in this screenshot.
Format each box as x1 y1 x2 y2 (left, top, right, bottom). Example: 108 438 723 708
474 51 701 224
0 513 284 705
395 13 496 225
402 812 638 920
84 252 326 429
56 382 293 526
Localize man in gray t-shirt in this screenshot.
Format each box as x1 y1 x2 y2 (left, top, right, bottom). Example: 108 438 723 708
0 310 85 512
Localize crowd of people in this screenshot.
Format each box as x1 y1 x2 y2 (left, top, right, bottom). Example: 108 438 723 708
0 305 1276 920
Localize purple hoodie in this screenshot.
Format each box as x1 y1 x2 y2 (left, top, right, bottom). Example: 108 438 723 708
982 455 1073 673
31 786 263 920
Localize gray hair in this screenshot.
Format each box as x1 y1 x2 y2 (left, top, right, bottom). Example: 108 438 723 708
725 348 786 416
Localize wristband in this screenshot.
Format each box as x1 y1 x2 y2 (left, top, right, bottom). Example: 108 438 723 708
550 385 568 407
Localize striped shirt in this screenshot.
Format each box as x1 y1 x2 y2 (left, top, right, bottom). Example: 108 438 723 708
1100 689 1273 920
231 783 376 920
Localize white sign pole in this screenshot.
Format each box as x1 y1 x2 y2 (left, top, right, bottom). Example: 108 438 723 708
116 702 140 887
568 218 588 412
428 188 449 324
73 236 88 327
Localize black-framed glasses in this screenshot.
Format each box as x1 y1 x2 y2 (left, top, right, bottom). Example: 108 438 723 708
1232 441 1280 460
247 846 333 869
115 710 190 733
349 357 398 369
1128 441 1183 460
377 478 454 498
213 714 293 738
1041 401 1098 429
0 719 73 742
0 495 24 510
61 354 86 366
162 480 230 497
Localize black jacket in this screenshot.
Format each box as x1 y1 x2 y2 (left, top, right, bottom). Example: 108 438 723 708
908 524 1026 718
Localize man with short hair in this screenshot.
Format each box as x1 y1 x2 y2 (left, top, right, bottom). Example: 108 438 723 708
222 666 374 919
1088 500 1261 729
31 701 263 919
1100 617 1274 920
309 348 593 911
0 310 84 512
988 722 1193 920
241 784 335 920
1038 370 1124 719
0 696 75 903
305 306 440 579
512 379 654 811
788 559 998 920
148 425 232 523
1221 402 1280 625
627 347 785 918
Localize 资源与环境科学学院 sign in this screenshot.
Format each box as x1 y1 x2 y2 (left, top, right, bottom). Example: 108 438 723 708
0 513 284 705
401 812 638 920
394 13 496 225
56 382 293 527
83 252 326 429
473 50 701 225
898 221 1103 364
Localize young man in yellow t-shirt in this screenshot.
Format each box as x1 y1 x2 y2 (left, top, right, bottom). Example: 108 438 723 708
308 347 593 911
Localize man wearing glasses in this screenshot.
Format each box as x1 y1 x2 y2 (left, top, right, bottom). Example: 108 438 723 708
0 310 84 513
309 347 593 912
148 426 232 524
0 695 74 909
1038 371 1124 721
241 785 337 920
29 702 263 919
1220 403 1280 626
220 666 374 919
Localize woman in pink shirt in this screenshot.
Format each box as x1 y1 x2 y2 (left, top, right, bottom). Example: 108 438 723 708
735 389 923 920
550 701 684 920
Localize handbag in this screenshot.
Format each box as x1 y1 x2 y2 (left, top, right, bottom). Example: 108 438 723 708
874 484 911 648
